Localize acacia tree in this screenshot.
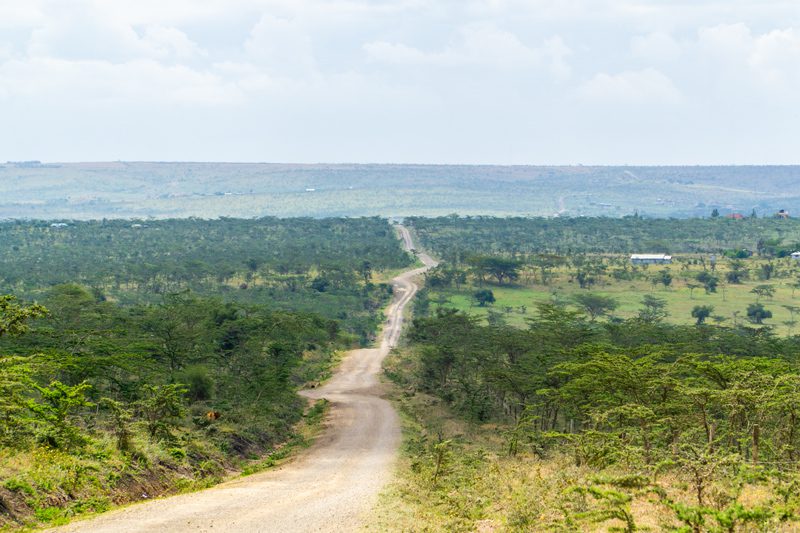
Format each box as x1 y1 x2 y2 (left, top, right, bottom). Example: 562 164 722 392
751 284 776 301
747 303 773 324
687 283 701 299
726 260 747 284
473 289 495 307
638 294 668 323
469 256 522 285
573 293 618 321
0 296 48 447
0 295 47 337
696 271 718 293
691 305 714 325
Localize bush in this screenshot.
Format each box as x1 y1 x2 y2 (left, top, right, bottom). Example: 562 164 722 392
180 366 215 403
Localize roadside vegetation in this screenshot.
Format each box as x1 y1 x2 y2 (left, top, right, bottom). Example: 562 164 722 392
376 215 800 531
0 217 411 530
380 306 800 531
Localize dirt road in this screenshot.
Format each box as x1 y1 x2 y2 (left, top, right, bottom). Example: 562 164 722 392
51 225 435 533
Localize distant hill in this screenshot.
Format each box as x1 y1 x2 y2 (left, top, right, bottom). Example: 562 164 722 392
1 162 798 219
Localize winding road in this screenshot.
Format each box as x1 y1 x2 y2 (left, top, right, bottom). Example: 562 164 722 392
52 225 436 533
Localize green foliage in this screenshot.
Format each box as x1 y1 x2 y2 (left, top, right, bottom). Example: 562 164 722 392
137 384 187 441
405 307 800 470
0 217 411 341
472 289 495 307
0 356 37 446
751 284 776 301
691 305 714 325
746 303 773 324
0 216 416 529
568 476 645 532
27 381 94 450
99 398 133 452
408 216 800 259
639 294 669 323
468 256 522 285
180 365 215 403
573 293 619 321
0 296 46 338
696 272 719 294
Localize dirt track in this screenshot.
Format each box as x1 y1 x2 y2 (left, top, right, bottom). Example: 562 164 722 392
50 225 435 533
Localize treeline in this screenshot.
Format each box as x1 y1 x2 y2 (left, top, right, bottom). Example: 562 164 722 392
0 217 411 342
0 286 342 527
392 306 800 529
408 215 800 259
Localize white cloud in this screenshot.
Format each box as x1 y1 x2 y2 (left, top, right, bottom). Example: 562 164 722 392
26 9 205 63
697 23 800 92
631 32 682 62
363 42 429 64
141 26 206 60
748 28 800 86
365 23 572 79
579 68 681 104
697 23 753 59
1 1 799 163
0 57 241 105
0 2 44 28
244 14 317 77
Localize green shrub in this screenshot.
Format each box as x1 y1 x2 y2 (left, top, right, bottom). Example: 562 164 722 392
180 366 215 403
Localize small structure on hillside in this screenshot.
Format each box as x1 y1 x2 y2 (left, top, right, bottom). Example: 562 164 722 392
776 209 791 219
792 251 800 261
726 213 744 220
631 254 672 265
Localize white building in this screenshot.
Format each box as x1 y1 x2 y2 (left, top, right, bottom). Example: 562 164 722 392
631 253 672 265
791 251 800 261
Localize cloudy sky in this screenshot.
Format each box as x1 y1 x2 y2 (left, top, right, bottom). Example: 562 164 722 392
1 0 799 164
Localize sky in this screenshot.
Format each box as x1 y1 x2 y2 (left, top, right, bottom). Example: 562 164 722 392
1 0 799 165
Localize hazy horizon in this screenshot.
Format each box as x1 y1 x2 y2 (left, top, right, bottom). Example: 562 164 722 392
2 161 797 220
6 160 800 167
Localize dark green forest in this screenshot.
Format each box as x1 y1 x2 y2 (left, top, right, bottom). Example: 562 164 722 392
0 217 411 343
408 215 800 259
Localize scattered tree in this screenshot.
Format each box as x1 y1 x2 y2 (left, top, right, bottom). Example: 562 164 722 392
747 303 773 324
691 305 714 325
573 293 619 321
473 289 496 307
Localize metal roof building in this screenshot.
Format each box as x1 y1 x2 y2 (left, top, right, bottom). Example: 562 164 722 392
630 254 672 264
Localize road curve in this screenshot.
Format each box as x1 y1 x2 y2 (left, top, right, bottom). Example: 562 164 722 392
50 225 436 533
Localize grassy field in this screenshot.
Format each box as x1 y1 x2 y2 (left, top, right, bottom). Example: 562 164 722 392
424 257 800 335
